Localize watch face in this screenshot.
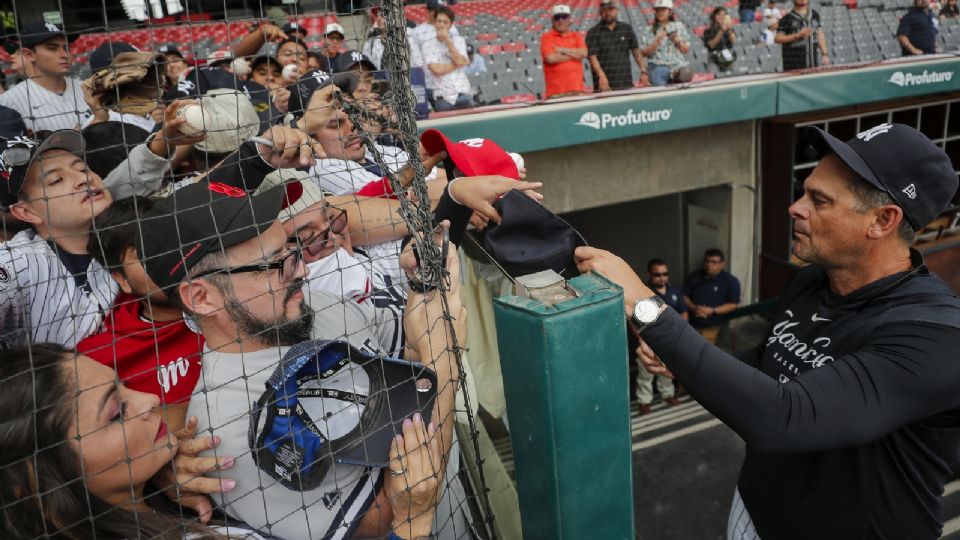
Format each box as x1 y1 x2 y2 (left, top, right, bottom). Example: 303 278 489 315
635 299 659 324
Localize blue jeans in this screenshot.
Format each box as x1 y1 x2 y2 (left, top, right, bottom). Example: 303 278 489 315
648 64 673 87
739 8 756 24
432 93 475 111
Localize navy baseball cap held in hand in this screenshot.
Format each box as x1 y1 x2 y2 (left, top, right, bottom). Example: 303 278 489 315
483 189 588 278
139 181 285 292
807 123 958 230
249 340 437 490
0 130 85 209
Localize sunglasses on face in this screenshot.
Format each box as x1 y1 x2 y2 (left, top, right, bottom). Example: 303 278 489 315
554 14 571 20
293 206 349 257
193 247 304 282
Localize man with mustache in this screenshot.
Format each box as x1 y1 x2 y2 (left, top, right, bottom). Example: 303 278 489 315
576 123 960 539
140 180 469 539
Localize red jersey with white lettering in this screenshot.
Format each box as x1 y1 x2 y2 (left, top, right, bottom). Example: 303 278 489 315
77 294 204 405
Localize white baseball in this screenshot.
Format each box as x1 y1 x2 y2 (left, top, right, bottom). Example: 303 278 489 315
176 104 207 136
508 152 525 173
231 58 251 77
283 64 300 83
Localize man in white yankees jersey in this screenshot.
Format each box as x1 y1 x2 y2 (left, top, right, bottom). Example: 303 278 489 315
0 23 92 132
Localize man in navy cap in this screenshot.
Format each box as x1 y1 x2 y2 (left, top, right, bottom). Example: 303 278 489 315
283 21 309 41
578 123 960 539
88 41 139 73
0 22 92 131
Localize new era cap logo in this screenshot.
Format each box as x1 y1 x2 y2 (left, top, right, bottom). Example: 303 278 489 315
857 123 893 142
902 183 918 200
44 23 60 32
351 51 363 62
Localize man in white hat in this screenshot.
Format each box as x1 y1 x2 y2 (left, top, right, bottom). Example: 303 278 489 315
640 0 693 86
540 4 589 98
319 23 347 72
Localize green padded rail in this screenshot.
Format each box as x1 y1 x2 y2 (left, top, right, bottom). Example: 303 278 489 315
493 273 634 540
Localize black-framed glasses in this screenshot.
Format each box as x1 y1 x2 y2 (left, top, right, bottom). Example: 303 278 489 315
193 247 304 282
553 14 571 20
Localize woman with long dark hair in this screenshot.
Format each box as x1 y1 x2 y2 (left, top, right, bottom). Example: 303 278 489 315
0 344 222 539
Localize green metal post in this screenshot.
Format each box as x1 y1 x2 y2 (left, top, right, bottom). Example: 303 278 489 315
493 273 634 540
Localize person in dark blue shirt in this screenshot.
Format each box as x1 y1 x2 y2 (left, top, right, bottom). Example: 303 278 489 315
898 0 938 55
635 258 687 413
682 248 741 343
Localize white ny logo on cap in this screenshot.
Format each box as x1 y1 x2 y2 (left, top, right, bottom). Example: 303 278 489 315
902 183 918 200
857 123 893 142
351 51 363 62
44 22 60 32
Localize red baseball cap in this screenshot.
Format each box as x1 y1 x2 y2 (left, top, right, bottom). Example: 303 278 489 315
420 129 521 180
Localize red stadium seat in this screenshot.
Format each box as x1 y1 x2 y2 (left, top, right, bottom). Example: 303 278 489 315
477 32 500 42
501 42 527 53
479 44 503 54
501 93 538 104
691 73 716 83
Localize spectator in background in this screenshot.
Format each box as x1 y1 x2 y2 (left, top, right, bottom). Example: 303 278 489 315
307 49 323 70
0 22 93 131
899 0 938 55
249 54 281 88
636 258 686 414
277 37 311 79
759 0 781 45
941 0 959 21
704 7 738 72
641 0 693 86
463 43 487 75
318 22 347 71
683 248 741 344
587 0 649 91
364 5 426 69
158 44 189 87
283 21 309 41
739 0 761 24
776 0 829 70
422 6 474 111
541 4 589 98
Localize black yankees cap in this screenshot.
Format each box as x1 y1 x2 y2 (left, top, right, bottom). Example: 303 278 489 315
807 123 958 230
89 41 139 72
0 130 85 209
20 22 75 48
334 50 377 73
289 69 357 117
139 181 284 292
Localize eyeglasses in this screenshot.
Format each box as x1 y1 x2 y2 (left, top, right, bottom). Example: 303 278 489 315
193 247 304 282
303 207 348 256
553 14 571 20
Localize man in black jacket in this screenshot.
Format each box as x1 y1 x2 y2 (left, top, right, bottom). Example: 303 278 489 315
576 122 960 539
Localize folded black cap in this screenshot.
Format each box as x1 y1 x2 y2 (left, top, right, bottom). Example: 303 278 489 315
0 106 25 140
20 22 74 48
140 181 284 292
89 41 139 72
807 123 959 230
483 190 587 278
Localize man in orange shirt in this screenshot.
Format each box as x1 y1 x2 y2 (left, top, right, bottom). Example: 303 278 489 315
540 4 589 98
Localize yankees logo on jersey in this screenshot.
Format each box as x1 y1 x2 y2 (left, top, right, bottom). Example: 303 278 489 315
0 77 93 132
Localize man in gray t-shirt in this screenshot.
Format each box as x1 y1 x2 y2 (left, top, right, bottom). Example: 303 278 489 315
141 174 468 539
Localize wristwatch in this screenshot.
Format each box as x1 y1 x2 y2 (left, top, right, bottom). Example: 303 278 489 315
631 295 666 333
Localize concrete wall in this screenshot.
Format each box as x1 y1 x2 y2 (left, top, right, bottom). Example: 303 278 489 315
527 121 758 301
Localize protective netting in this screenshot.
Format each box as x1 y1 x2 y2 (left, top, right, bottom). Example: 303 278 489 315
0 2 498 539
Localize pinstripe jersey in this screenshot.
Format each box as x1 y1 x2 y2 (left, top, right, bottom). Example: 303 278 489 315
0 77 93 132
0 229 117 349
